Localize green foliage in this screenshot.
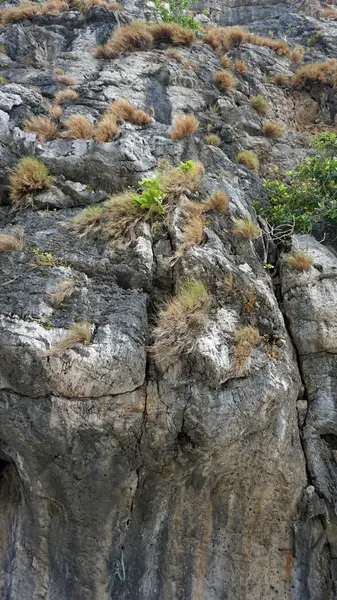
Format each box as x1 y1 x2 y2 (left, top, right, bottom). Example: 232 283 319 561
153 0 202 32
33 248 69 267
133 175 165 214
179 159 196 172
258 133 337 233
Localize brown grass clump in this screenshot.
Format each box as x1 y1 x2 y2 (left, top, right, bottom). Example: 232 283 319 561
263 121 284 138
233 216 261 239
165 47 181 60
0 2 39 25
149 22 195 47
201 190 229 214
285 249 313 271
252 35 289 56
271 73 291 86
291 45 305 64
237 150 259 172
109 98 152 125
77 0 122 10
54 88 79 105
61 114 95 139
320 5 337 19
94 113 120 142
204 26 290 57
9 157 52 208
46 103 63 120
220 54 232 68
293 60 337 88
204 133 221 146
235 58 247 75
104 190 143 248
215 70 236 90
48 278 75 306
24 115 57 141
170 114 199 140
249 94 269 114
235 325 260 369
64 205 104 236
41 0 69 15
0 228 24 252
54 74 75 86
94 22 153 58
44 322 92 357
151 279 210 365
159 161 204 203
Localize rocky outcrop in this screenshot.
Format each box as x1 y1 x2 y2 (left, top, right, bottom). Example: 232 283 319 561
0 1 337 599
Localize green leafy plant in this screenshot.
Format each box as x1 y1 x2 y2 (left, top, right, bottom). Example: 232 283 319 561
133 175 165 214
153 0 202 32
258 132 337 233
179 159 196 172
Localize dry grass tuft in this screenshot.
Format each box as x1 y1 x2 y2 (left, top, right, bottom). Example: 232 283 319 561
202 190 229 214
293 60 337 87
24 115 57 141
44 322 92 357
235 58 247 75
170 113 199 140
165 47 181 60
77 0 122 10
237 150 259 172
159 161 204 204
46 103 63 120
235 325 260 368
215 70 236 90
263 121 284 138
54 74 75 86
204 25 290 56
204 133 221 146
285 249 313 271
48 278 75 306
9 157 52 208
64 205 104 236
41 0 69 15
151 279 210 365
54 89 79 105
94 113 120 141
149 22 195 46
249 94 269 114
109 98 152 125
291 45 305 64
233 216 261 239
220 54 232 68
0 0 69 23
271 73 291 86
0 228 24 252
104 190 142 248
94 22 153 58
61 114 95 139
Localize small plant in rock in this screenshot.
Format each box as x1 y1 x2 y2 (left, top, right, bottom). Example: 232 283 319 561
235 58 247 75
54 74 75 86
24 115 58 141
202 190 229 214
285 249 313 271
9 157 52 208
46 103 63 120
152 0 202 32
215 70 236 90
165 46 182 60
64 205 104 236
233 216 261 239
237 150 259 172
61 114 95 139
150 21 195 45
133 175 165 214
293 59 337 88
94 113 120 141
54 88 79 105
234 325 260 369
33 248 67 267
0 44 6 54
48 279 76 306
159 160 204 203
151 279 210 365
95 22 153 58
271 73 291 86
249 94 269 114
171 204 205 263
220 54 232 68
170 113 199 140
105 190 143 248
0 228 24 252
291 45 304 64
263 121 284 138
204 133 221 146
44 322 92 357
109 99 152 126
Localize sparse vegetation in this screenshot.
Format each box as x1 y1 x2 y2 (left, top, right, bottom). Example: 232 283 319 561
285 249 313 271
235 58 247 75
204 25 290 56
165 47 181 60
61 114 95 139
293 59 337 87
0 76 7 85
271 73 291 86
0 0 69 24
249 94 269 114
48 278 75 305
220 54 231 69
235 325 260 368
75 0 122 10
233 216 261 239
204 133 221 146
33 248 68 267
150 22 195 46
151 279 210 365
153 0 202 32
215 70 236 90
54 74 75 86
237 150 259 172
133 175 165 214
0 45 6 54
291 45 304 64
64 205 104 236
54 88 79 105
263 121 284 138
24 115 57 141
170 113 199 140
159 160 204 204
104 191 143 248
0 228 24 252
44 322 92 357
109 99 152 125
9 157 52 208
94 113 120 141
46 103 63 120
202 190 229 214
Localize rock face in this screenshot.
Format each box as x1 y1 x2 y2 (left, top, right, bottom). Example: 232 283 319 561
0 0 337 599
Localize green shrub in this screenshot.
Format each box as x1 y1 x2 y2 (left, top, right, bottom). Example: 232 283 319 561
153 0 202 32
258 132 337 233
133 175 165 214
